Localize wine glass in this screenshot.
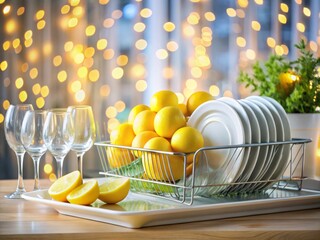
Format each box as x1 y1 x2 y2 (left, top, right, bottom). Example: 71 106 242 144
21 110 47 191
43 109 74 179
67 105 96 178
4 104 34 199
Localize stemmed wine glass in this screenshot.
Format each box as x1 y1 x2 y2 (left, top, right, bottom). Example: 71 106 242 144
43 109 74 179
21 110 47 191
4 104 34 199
67 105 96 178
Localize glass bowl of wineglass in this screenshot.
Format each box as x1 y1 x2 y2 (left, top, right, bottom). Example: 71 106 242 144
43 108 75 179
21 110 47 191
67 105 96 178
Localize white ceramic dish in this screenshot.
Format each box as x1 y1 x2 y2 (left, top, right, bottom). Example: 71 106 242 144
226 100 262 193
240 99 269 187
188 100 245 195
262 97 291 180
217 97 251 182
247 98 277 187
247 96 285 190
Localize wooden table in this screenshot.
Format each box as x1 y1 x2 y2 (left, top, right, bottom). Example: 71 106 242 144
1 179 320 240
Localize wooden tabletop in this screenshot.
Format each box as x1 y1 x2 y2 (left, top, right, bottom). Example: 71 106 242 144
0 179 320 240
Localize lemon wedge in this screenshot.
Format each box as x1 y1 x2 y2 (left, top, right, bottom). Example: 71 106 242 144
48 171 82 202
67 180 100 205
99 177 130 204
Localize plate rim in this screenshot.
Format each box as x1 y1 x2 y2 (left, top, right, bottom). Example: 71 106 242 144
240 99 269 184
188 100 245 194
217 97 252 182
262 96 291 180
247 96 285 186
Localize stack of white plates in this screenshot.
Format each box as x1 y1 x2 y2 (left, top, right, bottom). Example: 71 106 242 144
187 96 291 195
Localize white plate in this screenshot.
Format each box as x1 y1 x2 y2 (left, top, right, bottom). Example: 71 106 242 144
234 100 261 187
262 97 291 180
247 96 285 188
21 188 320 228
246 99 277 187
188 100 245 195
217 97 251 182
240 99 269 187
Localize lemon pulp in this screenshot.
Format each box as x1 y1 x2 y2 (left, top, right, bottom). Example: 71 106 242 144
67 179 100 205
99 177 130 204
48 170 82 202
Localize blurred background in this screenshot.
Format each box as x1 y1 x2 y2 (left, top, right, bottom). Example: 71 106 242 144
0 0 319 181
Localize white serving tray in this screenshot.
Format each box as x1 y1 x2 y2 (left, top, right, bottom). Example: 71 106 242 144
22 186 320 229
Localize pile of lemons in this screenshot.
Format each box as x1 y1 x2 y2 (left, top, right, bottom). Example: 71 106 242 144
48 171 130 205
109 90 214 182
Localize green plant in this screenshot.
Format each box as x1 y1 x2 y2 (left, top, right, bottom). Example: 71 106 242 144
238 40 320 113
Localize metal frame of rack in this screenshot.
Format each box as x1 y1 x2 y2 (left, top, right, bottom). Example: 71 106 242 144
95 138 312 205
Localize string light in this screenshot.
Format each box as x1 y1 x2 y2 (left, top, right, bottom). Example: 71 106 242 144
103 18 114 28
204 12 215 21
105 106 117 118
155 49 168 59
89 69 100 82
140 8 152 18
97 39 108 50
3 5 11 15
15 77 24 89
58 70 68 82
278 14 287 24
280 3 289 12
163 22 175 32
133 22 146 32
115 101 126 112
17 7 25 16
117 55 129 66
32 84 41 95
85 25 96 36
167 41 179 52
0 61 8 71
2 100 10 110
112 67 124 79
100 84 110 97
135 80 147 92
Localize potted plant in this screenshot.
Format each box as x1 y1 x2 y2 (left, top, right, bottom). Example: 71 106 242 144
238 40 320 180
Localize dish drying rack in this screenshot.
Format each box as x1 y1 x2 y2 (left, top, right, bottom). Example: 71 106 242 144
95 138 312 205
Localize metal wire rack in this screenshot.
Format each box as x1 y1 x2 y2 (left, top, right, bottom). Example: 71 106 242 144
95 138 311 205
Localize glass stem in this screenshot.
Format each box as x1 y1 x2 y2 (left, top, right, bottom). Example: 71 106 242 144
55 156 65 179
15 152 26 193
32 156 42 191
77 152 85 179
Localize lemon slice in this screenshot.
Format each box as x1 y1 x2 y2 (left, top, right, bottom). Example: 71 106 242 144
67 180 100 205
48 171 82 202
99 177 130 204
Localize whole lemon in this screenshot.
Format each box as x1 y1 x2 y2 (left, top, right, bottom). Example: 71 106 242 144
171 127 204 177
186 91 214 116
128 104 150 124
110 123 135 146
154 106 186 138
131 131 159 157
133 110 156 135
142 137 184 181
178 103 188 117
150 90 178 112
171 126 204 153
107 147 135 168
